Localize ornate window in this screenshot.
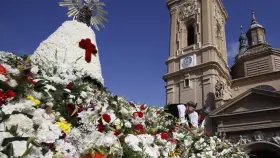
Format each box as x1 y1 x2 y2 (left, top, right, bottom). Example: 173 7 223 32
187 24 195 46
254 85 276 92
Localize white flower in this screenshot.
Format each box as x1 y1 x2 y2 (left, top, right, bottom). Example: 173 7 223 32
138 134 154 146
120 107 129 117
8 79 18 87
12 141 27 157
173 132 185 140
35 121 61 143
2 64 19 76
80 91 87 98
125 134 142 152
144 146 160 158
1 104 15 114
55 139 77 157
30 66 39 74
124 120 132 128
4 114 34 136
0 74 7 81
33 108 56 124
103 132 119 147
64 88 71 93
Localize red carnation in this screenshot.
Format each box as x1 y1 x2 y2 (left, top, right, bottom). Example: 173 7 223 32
160 132 169 140
94 153 104 158
97 119 105 132
140 104 145 111
131 103 136 108
135 124 145 133
156 111 160 115
27 76 37 85
6 90 16 98
102 113 111 123
0 90 6 100
0 65 7 75
133 112 144 118
66 82 73 89
114 130 121 136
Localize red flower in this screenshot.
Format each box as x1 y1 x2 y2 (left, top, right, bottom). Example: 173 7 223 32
93 90 97 93
83 152 103 158
97 119 105 132
114 130 121 136
131 103 136 108
6 90 16 98
140 104 145 111
66 82 73 89
160 132 169 140
27 76 37 85
94 153 104 158
156 111 160 115
133 112 144 118
102 113 111 123
0 90 6 100
0 65 7 75
135 124 145 133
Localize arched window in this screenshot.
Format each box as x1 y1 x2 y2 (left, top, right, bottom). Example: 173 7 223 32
187 24 195 46
254 85 276 92
252 31 258 45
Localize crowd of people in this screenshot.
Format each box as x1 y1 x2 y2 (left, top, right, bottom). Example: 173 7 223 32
166 101 211 133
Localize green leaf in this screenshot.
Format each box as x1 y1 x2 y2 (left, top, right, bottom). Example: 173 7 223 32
26 137 36 148
71 105 79 116
75 56 83 64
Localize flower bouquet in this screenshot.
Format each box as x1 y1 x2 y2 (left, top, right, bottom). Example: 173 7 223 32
0 51 248 157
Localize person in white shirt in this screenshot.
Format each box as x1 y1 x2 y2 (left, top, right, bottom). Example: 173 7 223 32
177 101 198 129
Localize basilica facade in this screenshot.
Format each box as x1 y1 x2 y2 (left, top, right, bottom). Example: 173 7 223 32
163 0 280 156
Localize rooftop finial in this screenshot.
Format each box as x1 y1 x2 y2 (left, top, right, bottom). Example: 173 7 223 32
240 25 243 33
251 9 258 24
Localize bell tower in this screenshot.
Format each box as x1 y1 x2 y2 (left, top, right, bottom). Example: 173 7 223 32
163 0 232 110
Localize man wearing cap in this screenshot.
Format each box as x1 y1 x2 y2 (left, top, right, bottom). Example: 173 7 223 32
177 101 199 129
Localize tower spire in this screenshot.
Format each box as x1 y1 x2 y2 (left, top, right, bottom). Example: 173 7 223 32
239 26 247 52
251 9 258 25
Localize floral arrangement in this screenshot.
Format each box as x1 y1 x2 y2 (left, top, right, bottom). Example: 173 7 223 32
0 51 248 158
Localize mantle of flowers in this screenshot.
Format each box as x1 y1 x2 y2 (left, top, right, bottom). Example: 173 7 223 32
0 51 248 158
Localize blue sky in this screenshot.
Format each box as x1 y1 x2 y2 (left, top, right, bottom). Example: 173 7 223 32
0 0 280 106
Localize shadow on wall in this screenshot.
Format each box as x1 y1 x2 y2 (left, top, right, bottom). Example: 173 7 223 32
205 92 215 110
204 92 215 134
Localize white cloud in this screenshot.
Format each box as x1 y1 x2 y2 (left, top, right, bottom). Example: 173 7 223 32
227 41 239 58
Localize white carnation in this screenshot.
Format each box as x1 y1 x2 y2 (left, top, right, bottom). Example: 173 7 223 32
30 66 39 74
12 141 27 157
4 114 34 136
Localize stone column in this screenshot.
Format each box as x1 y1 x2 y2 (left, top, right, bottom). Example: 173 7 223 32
202 0 212 45
169 9 178 57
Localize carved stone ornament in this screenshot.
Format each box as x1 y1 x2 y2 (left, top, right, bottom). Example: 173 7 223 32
215 80 224 98
214 3 224 26
254 131 264 141
272 132 280 145
178 0 197 20
239 135 251 145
